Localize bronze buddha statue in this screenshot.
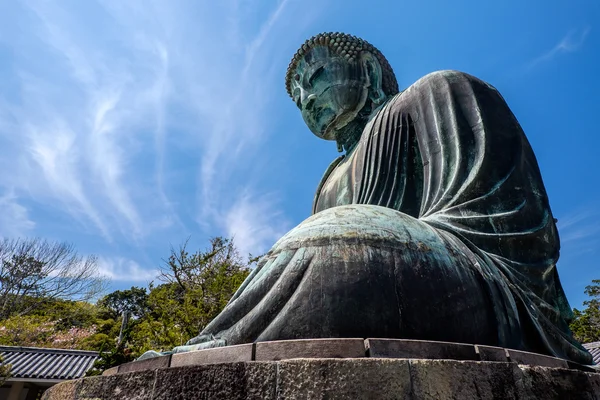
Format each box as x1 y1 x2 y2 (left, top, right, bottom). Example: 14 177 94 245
173 33 592 365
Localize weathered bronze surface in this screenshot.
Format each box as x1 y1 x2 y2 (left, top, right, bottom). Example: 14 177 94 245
180 32 592 365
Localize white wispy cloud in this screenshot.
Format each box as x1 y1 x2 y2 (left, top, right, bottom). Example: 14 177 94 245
0 191 35 237
224 192 289 258
556 207 599 303
191 0 299 252
0 1 169 241
528 26 591 69
557 207 600 254
97 256 159 283
0 0 320 277
26 114 111 238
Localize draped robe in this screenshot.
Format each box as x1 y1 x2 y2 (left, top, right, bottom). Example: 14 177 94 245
187 70 592 365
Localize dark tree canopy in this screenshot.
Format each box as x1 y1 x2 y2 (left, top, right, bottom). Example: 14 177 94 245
97 286 149 320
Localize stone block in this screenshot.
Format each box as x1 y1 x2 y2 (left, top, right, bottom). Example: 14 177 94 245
519 365 597 399
40 380 78 400
171 343 254 367
589 372 600 394
567 360 598 373
117 354 171 374
39 357 600 400
277 358 411 399
101 366 119 376
255 338 365 361
475 345 509 362
366 338 477 361
76 370 156 400
409 359 524 399
153 362 277 400
506 349 569 368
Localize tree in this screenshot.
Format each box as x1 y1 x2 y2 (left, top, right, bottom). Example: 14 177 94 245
97 286 149 320
120 237 253 354
0 238 107 319
159 237 252 290
88 237 255 370
85 342 134 376
0 299 114 350
570 279 600 344
0 236 256 374
156 237 252 333
0 315 55 347
160 237 252 322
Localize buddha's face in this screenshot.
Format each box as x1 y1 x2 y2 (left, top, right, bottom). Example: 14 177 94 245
291 46 370 140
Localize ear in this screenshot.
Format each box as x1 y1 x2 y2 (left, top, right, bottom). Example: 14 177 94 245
359 52 385 105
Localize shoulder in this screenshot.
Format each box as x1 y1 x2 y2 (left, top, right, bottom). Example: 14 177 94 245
385 70 501 110
407 70 500 93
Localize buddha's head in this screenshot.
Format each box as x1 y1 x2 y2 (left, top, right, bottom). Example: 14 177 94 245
286 33 399 142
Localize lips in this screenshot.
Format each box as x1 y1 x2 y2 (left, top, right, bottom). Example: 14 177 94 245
317 109 337 139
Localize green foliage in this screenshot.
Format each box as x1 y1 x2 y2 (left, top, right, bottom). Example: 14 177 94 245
0 315 55 346
160 237 251 292
126 237 252 355
86 340 135 376
0 354 11 386
97 286 149 320
570 279 600 344
0 236 255 375
0 300 118 350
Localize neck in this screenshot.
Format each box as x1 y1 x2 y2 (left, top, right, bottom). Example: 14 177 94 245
335 97 389 153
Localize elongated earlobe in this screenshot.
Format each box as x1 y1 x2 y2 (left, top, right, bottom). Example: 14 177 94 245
360 52 385 106
371 87 386 106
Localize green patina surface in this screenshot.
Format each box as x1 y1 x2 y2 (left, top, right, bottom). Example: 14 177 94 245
142 32 593 366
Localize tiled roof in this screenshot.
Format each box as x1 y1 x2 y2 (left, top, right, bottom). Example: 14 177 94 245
583 341 600 366
0 346 99 380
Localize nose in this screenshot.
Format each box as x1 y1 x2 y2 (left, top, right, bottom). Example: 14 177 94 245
300 88 316 110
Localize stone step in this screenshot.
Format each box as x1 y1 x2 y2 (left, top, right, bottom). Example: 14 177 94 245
111 338 595 376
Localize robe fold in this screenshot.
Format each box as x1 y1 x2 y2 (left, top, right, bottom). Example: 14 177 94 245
187 70 592 365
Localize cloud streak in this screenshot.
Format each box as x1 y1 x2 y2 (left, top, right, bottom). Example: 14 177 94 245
224 192 289 258
0 191 35 237
0 1 172 241
557 207 600 254
0 0 322 280
527 26 591 69
97 257 159 283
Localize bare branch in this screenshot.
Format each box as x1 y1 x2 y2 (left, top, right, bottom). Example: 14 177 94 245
0 238 108 319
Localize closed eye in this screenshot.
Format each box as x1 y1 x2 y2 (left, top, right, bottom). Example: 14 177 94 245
308 66 324 85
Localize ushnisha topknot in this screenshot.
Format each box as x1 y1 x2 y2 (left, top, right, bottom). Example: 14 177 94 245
285 32 399 99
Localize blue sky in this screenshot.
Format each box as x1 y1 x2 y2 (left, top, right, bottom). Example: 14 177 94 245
0 0 598 309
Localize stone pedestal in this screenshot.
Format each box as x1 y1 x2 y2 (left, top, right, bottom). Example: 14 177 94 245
41 339 599 400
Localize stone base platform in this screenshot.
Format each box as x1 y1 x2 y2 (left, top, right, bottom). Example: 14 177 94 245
42 358 599 400
42 339 599 399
